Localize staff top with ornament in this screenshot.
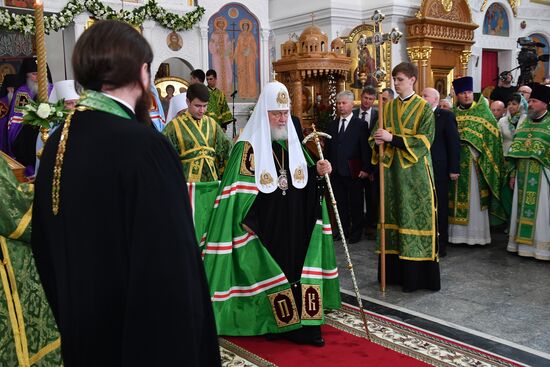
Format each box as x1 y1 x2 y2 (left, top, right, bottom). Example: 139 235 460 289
361 10 403 92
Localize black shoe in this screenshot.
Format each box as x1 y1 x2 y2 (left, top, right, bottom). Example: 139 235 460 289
332 233 341 241
348 235 361 244
310 336 325 347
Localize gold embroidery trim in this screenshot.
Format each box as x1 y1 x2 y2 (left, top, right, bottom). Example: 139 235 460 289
301 284 323 320
8 205 32 240
29 338 61 365
268 288 300 327
0 236 29 366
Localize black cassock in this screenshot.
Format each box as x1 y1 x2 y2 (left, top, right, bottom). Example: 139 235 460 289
431 107 460 256
32 104 220 366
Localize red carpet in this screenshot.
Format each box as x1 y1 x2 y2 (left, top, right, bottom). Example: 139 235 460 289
224 324 429 366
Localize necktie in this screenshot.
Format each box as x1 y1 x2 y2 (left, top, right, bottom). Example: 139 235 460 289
339 118 346 135
361 111 367 122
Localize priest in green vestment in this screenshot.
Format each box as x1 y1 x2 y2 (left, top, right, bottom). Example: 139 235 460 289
202 81 340 346
0 154 61 366
370 62 440 292
206 69 233 127
163 83 232 182
507 83 550 260
449 76 504 246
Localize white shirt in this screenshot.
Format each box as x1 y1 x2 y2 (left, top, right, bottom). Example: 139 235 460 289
102 92 135 113
338 112 354 132
359 107 371 123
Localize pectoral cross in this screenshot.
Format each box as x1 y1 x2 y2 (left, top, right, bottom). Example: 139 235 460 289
361 10 403 87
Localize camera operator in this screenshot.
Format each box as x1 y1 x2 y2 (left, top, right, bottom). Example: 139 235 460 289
490 71 518 104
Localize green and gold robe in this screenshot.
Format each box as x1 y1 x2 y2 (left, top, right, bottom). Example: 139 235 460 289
207 87 233 126
451 96 505 225
507 113 550 257
163 111 232 182
370 95 437 260
0 156 61 366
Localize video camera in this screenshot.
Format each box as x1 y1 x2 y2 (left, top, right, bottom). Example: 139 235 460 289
516 37 549 85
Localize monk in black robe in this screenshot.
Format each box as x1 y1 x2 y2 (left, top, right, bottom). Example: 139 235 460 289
31 20 220 366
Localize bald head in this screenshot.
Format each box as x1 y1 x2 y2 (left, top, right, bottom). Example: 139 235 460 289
490 100 506 120
421 87 440 108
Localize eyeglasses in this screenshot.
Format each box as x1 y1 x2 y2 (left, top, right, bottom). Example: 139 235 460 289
269 111 289 118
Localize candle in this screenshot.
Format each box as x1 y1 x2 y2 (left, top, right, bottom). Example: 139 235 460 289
34 0 48 103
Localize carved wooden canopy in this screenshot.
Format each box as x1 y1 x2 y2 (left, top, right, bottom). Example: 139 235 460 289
273 25 351 120
404 0 479 95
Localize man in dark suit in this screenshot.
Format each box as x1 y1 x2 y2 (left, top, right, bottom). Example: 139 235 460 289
421 87 460 256
325 90 370 243
353 86 379 238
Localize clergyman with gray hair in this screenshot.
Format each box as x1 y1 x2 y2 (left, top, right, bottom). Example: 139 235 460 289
324 90 371 244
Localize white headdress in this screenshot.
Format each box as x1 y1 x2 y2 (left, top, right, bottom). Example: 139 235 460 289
48 80 80 103
165 93 188 123
238 81 308 193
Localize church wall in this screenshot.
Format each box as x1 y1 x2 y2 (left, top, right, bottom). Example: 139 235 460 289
270 0 550 94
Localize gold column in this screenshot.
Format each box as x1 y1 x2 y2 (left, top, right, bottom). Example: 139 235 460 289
419 46 433 92
459 50 472 77
291 77 303 118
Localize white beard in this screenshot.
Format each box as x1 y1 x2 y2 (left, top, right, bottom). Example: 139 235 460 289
270 126 288 141
7 92 13 103
27 78 38 95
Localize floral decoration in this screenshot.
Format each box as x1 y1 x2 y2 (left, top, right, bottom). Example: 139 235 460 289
0 0 205 34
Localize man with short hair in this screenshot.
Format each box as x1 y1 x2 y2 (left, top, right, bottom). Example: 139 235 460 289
163 83 232 182
450 76 504 246
490 71 518 104
32 20 220 366
517 85 532 100
438 98 452 110
325 90 370 243
353 86 379 237
381 87 394 104
490 100 506 120
371 62 440 292
206 69 233 127
422 87 460 257
190 69 206 84
202 81 340 346
506 83 550 260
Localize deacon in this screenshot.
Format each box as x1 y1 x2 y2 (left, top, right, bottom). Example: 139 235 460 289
449 76 504 246
206 69 233 127
202 81 340 346
0 154 62 365
371 62 440 292
507 83 550 260
162 83 232 182
32 20 220 366
421 87 460 257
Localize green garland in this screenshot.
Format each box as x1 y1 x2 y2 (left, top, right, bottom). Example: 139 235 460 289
0 0 205 34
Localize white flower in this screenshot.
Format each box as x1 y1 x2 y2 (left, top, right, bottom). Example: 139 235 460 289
36 103 52 119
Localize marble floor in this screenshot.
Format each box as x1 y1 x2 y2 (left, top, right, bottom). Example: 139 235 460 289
334 230 550 366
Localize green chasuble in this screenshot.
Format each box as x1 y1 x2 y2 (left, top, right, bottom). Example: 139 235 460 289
369 94 437 260
0 157 61 366
451 96 505 225
507 113 550 245
202 141 340 335
207 87 233 126
163 111 232 182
